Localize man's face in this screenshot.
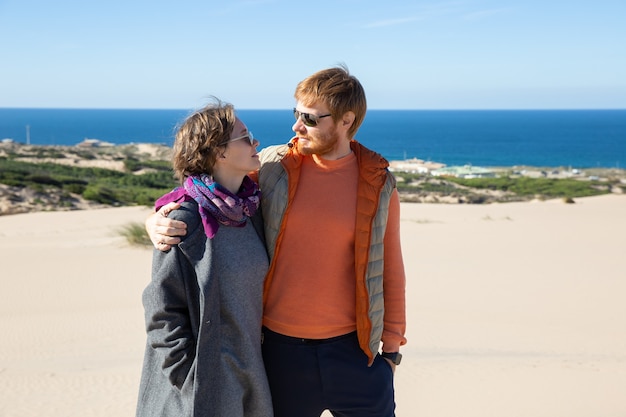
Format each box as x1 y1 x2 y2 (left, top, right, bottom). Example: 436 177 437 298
292 101 341 157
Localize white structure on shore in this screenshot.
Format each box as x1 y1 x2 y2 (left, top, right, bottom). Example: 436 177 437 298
77 138 115 147
389 158 446 174
431 165 496 179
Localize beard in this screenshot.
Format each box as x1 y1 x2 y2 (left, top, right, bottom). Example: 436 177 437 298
296 128 340 156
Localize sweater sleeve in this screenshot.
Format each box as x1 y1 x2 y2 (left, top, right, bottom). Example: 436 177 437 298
381 189 407 352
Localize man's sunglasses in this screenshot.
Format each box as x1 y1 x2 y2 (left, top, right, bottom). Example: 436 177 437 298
220 131 255 146
293 108 332 127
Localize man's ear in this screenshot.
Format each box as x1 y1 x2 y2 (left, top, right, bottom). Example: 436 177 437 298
342 111 355 128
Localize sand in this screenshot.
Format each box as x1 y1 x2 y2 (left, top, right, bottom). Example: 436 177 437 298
1 195 625 417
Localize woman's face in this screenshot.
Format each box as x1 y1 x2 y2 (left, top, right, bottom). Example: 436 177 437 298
216 118 260 175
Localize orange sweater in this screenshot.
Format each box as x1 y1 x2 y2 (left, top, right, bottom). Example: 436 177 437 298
262 152 406 352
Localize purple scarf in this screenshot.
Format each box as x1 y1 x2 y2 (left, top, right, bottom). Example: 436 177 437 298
155 174 261 239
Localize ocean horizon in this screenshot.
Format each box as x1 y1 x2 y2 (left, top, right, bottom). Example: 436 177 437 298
1 108 625 169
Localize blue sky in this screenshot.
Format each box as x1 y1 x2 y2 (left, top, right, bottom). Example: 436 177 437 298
1 0 625 109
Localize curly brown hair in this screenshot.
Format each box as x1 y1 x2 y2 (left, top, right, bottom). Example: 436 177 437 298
171 98 235 183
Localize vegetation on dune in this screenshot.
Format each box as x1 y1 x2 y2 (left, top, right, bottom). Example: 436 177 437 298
0 144 624 216
448 176 612 198
118 222 153 247
393 171 621 203
0 155 177 209
0 157 619 208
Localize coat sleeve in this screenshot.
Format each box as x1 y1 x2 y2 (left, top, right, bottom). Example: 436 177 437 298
142 207 201 390
382 189 407 352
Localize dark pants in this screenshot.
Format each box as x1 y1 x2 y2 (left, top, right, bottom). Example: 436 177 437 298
261 327 396 417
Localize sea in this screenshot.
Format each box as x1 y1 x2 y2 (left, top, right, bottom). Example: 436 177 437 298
1 108 625 169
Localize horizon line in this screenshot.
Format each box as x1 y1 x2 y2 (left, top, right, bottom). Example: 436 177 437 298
2 106 626 111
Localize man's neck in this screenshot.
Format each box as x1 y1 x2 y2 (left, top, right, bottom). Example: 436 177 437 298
316 141 353 161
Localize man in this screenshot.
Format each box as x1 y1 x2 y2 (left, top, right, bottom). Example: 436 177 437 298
147 66 407 417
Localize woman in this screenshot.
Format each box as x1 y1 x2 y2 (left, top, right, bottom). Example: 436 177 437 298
136 99 273 417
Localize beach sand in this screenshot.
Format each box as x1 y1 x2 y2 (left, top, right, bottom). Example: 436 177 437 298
1 195 625 416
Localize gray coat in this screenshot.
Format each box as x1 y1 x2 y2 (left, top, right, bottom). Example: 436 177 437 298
136 201 272 417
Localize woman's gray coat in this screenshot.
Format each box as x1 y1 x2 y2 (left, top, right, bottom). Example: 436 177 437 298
136 201 272 417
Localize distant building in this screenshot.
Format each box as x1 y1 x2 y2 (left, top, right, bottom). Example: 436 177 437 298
389 158 446 174
431 165 496 179
77 138 115 147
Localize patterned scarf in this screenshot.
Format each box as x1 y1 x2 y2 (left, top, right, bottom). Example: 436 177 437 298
155 174 261 239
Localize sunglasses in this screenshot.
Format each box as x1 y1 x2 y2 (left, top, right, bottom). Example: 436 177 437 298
220 131 255 146
293 108 332 127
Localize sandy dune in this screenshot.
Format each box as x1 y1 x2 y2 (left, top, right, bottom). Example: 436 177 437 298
1 195 625 416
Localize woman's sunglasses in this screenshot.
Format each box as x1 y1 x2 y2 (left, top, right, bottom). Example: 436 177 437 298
220 131 255 146
293 108 332 127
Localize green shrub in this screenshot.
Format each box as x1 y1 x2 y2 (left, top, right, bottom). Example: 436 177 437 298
82 185 118 204
64 183 87 194
118 222 152 247
26 175 62 187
